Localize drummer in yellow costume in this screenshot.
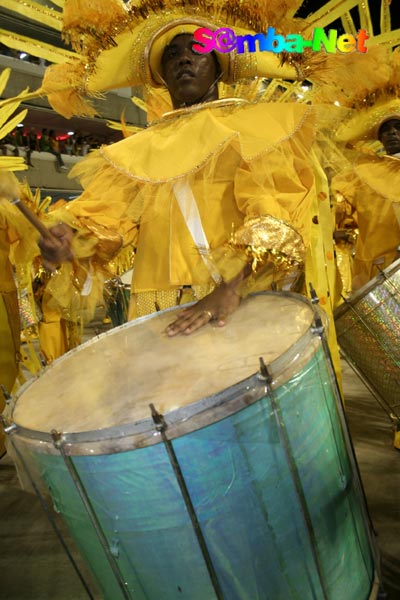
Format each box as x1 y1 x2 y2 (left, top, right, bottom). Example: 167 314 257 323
37 1 341 379
0 69 44 455
331 121 400 290
0 199 21 438
0 172 39 456
314 46 400 291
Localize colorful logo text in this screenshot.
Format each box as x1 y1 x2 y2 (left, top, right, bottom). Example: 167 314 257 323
193 27 369 55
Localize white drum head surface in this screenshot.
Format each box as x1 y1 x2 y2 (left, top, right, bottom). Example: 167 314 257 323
13 294 314 434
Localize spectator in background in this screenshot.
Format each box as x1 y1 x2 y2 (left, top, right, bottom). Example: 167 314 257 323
74 131 83 156
9 126 36 168
39 128 50 152
26 127 38 168
11 126 25 157
92 139 99 150
81 137 90 156
64 135 75 156
49 129 67 171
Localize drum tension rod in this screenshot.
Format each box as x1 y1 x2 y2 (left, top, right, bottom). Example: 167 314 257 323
0 416 17 436
308 284 326 334
258 357 272 383
149 403 225 600
309 282 320 305
149 403 165 432
50 429 132 600
260 357 330 600
0 384 12 404
3 429 97 600
0 387 16 435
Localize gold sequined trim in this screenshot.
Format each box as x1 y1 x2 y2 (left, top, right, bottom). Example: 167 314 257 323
230 215 305 272
130 284 215 318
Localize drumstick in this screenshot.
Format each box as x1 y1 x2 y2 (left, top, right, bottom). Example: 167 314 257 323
0 171 57 242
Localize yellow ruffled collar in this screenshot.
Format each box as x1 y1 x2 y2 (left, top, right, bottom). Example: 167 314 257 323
355 153 400 201
157 97 249 124
100 101 315 183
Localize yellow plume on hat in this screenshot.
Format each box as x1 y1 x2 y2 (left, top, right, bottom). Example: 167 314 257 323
5 0 400 124
312 46 400 144
37 0 309 118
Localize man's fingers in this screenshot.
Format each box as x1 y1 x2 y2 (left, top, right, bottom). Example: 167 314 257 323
165 309 212 337
50 223 74 241
165 314 193 336
216 312 227 327
39 235 74 263
182 311 213 335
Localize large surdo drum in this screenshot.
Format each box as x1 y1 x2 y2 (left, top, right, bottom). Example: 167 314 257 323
334 259 400 424
5 293 378 600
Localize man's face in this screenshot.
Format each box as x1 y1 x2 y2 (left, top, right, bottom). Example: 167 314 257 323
161 34 220 108
378 118 400 155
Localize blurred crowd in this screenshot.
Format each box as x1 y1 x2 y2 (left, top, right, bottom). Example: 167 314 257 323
0 126 104 164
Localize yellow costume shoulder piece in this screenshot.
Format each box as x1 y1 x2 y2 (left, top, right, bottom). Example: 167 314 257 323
95 101 315 183
354 154 400 202
312 46 400 148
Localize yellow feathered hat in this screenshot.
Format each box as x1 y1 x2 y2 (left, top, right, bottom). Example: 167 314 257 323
38 0 309 118
312 45 400 144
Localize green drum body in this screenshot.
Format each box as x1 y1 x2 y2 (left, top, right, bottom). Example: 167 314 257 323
334 259 400 419
8 293 377 600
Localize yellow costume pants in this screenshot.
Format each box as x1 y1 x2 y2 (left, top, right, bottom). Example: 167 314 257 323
0 291 20 455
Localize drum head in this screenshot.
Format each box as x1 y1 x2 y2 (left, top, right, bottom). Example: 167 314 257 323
13 293 317 440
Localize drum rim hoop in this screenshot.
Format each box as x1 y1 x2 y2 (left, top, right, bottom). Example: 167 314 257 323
334 258 400 319
10 292 326 455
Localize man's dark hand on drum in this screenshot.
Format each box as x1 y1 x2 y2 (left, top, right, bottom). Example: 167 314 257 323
165 277 243 337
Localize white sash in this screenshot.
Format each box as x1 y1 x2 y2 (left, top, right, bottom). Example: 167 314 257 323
173 179 222 284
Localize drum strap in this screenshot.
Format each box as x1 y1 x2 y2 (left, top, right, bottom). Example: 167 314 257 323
173 179 222 285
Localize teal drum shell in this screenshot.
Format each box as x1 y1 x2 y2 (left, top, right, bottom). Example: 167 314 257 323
9 293 377 600
334 258 400 416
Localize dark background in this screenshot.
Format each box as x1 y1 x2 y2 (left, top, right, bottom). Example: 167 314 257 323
296 0 400 34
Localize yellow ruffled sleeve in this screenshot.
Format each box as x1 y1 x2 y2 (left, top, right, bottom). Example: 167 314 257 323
211 129 315 292
40 155 140 323
47 157 140 264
